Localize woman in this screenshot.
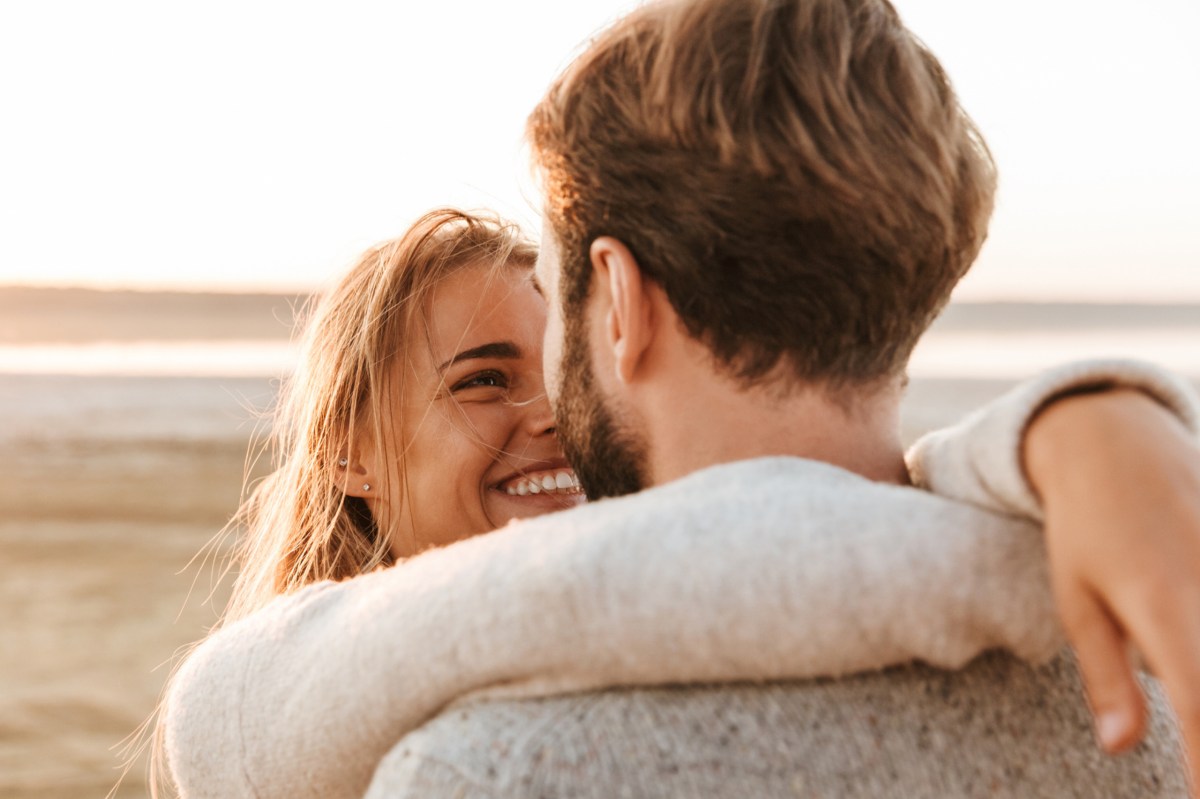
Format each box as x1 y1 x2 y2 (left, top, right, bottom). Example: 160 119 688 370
150 208 579 793
156 208 1198 798
226 208 579 621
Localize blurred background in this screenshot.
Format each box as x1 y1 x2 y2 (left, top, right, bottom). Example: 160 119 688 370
1 1 1197 796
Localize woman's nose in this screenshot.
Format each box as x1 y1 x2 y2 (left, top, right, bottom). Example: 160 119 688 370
530 386 556 436
524 389 557 438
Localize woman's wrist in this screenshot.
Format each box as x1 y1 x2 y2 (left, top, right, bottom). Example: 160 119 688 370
1021 388 1175 506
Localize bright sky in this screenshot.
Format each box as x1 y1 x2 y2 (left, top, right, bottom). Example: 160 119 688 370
1 0 1197 301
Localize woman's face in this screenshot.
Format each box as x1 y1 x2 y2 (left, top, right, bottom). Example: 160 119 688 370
362 262 583 557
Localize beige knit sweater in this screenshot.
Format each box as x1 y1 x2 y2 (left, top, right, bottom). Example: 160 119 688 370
164 360 1200 799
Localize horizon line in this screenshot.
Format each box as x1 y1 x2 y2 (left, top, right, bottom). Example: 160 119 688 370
3 282 1200 307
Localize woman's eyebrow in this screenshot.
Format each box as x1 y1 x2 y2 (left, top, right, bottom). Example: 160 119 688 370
437 341 521 372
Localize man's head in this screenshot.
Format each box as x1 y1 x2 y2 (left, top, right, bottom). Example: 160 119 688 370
529 0 997 498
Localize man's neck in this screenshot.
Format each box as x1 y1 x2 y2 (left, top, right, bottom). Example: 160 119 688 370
641 372 910 488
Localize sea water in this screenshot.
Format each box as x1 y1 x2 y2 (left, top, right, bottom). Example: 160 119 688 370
0 313 1196 380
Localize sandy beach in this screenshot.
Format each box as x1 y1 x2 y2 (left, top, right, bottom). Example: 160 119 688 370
1 375 273 799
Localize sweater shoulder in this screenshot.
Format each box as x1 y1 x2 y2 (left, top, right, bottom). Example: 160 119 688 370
366 652 1187 799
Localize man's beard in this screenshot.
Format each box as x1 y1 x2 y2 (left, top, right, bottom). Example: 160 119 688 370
554 310 648 501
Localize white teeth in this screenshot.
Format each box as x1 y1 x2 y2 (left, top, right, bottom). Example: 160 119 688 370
500 470 582 497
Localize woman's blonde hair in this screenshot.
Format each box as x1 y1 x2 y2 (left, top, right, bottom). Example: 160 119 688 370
138 208 537 797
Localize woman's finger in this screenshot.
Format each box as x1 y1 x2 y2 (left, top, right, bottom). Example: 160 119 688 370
1061 586 1146 753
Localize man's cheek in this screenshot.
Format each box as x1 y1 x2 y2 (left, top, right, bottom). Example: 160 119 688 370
543 317 565 406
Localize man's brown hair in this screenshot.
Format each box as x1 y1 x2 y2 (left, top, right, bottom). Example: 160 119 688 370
528 0 996 387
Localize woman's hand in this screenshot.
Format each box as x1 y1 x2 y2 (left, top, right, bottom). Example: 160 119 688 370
1024 388 1200 793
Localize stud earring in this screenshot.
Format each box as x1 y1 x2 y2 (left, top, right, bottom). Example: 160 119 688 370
338 458 348 467
362 483 371 492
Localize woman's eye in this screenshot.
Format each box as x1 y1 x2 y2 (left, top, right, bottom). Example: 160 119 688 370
452 371 509 392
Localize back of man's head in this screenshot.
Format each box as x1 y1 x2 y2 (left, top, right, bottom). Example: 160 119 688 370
528 0 996 390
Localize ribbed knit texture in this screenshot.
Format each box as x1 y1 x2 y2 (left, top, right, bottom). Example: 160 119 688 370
165 360 1199 799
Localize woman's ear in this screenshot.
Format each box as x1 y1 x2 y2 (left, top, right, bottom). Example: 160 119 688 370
590 236 654 384
334 430 378 499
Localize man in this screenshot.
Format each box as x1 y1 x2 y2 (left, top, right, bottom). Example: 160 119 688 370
164 0 1200 796
522 0 1200 788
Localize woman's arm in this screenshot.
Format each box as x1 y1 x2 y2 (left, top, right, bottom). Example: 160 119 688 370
164 460 1062 799
907 358 1198 519
908 358 1200 790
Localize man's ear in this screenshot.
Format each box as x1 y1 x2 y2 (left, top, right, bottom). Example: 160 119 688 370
334 429 379 499
590 236 654 384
